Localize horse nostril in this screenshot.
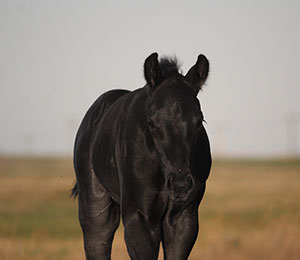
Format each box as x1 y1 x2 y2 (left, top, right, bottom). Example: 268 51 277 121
167 174 194 192
166 173 195 203
166 175 174 190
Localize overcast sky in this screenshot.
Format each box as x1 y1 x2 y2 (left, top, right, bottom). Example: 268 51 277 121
1 0 300 157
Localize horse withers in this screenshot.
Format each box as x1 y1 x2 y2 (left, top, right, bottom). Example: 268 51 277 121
72 52 211 260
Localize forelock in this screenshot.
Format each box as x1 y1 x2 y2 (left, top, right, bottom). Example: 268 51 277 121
159 56 181 78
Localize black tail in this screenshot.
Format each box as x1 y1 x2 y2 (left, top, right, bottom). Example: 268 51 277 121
71 182 79 199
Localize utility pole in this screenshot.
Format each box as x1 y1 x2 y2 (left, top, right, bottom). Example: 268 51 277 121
286 113 298 158
65 117 78 156
215 121 227 158
22 133 34 156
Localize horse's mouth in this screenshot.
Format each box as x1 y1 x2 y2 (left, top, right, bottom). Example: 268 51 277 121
169 191 191 204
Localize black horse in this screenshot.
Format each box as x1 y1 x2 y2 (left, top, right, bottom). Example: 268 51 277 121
72 52 211 260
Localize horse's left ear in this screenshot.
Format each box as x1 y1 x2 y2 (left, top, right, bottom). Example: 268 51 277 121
185 54 209 93
144 52 163 88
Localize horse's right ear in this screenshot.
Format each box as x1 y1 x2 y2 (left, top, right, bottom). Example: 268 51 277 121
144 52 163 88
185 54 209 93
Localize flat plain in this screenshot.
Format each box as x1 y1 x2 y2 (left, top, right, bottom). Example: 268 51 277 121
0 157 299 260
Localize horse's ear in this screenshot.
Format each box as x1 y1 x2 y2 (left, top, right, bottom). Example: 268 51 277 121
144 52 163 88
185 54 209 93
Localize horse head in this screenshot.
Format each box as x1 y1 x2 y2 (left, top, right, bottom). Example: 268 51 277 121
144 53 209 203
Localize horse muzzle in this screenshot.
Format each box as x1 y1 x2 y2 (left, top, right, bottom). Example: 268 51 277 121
166 172 195 203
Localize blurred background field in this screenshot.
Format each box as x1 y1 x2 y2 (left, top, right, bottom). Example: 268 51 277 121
0 157 299 260
1 1 300 260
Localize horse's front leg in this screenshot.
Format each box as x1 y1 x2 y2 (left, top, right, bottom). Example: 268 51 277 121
161 200 201 260
122 206 161 260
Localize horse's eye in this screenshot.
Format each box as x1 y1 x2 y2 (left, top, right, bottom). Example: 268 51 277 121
147 119 155 129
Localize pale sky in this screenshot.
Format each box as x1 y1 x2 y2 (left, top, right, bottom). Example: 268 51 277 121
1 0 300 157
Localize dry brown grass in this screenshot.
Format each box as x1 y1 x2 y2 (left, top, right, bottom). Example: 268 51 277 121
0 157 299 259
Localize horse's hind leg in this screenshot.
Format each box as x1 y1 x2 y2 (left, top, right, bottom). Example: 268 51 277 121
77 170 120 260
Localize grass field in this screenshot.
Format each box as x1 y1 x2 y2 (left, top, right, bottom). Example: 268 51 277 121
0 157 300 260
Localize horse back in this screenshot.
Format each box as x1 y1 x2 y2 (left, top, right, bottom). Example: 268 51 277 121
73 89 130 188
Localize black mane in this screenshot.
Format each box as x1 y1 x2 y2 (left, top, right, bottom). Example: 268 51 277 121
159 56 181 78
